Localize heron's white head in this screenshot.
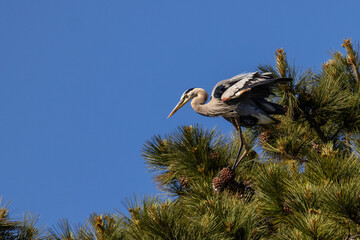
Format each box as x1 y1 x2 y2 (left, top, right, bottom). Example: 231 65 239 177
167 88 196 118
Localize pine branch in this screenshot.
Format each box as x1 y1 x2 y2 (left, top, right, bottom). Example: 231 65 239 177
275 49 289 78
342 38 360 85
142 125 232 195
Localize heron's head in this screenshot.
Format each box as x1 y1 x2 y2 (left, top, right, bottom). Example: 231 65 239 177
167 88 196 118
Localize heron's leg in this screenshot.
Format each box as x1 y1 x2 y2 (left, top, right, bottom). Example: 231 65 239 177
231 132 243 170
231 118 244 170
231 118 249 170
234 132 249 169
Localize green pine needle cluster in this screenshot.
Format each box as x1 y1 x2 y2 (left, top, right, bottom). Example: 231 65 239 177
1 39 360 239
0 199 44 240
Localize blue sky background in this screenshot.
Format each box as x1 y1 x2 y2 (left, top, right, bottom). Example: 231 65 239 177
1 1 359 227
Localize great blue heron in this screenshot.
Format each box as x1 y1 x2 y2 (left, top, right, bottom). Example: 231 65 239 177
168 72 292 170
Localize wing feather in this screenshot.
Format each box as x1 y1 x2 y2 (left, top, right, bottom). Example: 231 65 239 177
211 73 253 99
220 72 280 101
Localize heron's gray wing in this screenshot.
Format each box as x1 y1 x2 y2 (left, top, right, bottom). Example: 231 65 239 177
220 72 278 101
211 73 253 99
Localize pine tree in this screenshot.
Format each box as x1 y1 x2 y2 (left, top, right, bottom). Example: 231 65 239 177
117 39 360 239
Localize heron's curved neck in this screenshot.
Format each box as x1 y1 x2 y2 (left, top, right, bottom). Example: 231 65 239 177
190 88 213 116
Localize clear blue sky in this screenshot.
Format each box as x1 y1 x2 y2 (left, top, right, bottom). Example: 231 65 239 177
1 1 359 227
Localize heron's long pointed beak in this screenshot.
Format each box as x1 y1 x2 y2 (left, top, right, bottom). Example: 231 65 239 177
167 99 186 118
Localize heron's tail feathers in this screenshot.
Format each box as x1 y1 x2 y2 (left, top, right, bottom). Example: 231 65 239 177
268 102 286 115
255 99 285 115
255 113 280 125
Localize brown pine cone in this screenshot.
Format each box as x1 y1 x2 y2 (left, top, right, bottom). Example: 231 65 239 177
212 177 225 192
219 167 235 183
